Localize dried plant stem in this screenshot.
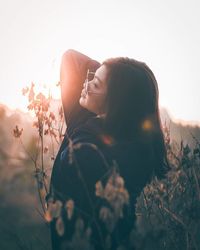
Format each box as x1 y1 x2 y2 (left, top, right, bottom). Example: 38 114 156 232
72 147 106 250
142 190 154 228
161 205 198 250
74 142 110 171
162 205 185 227
39 124 48 194
50 133 55 158
37 181 46 214
191 164 200 200
64 132 116 249
19 138 36 167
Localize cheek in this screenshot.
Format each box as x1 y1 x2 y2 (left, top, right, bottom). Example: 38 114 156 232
87 95 99 109
79 94 106 114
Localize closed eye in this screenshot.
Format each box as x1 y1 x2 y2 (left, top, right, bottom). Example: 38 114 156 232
94 82 99 88
94 75 103 84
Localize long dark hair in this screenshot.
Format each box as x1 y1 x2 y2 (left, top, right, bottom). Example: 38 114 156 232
102 57 169 178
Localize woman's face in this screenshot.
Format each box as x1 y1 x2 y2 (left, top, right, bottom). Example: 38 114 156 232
79 65 108 115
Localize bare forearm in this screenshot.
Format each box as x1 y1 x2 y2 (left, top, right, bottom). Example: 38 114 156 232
60 49 100 124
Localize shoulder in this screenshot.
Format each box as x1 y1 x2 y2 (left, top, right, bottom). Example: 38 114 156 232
70 116 105 145
71 116 109 158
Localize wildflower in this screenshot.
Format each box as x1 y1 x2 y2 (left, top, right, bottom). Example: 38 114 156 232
46 200 63 220
56 216 65 236
27 103 34 111
115 176 124 189
36 92 45 101
13 125 23 138
96 168 130 230
28 82 35 102
44 210 52 222
22 86 29 96
59 106 63 120
44 129 49 135
95 181 104 197
65 199 74 220
49 112 56 120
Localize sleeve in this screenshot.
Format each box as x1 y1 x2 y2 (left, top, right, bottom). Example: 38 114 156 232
60 49 100 135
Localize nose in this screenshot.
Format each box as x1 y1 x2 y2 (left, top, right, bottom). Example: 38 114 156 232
83 81 89 94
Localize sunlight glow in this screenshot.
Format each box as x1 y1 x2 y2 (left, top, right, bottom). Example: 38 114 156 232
0 0 200 125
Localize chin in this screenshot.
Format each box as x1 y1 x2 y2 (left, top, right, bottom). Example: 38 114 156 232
79 97 95 114
79 97 89 110
79 97 85 107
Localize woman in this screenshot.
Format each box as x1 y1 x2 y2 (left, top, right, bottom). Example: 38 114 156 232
49 49 169 250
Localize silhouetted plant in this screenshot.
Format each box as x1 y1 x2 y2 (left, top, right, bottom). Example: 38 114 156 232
134 126 200 250
13 82 65 217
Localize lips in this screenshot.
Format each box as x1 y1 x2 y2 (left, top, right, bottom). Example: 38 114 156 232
81 88 87 98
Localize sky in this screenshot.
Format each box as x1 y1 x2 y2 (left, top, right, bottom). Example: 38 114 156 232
0 0 200 124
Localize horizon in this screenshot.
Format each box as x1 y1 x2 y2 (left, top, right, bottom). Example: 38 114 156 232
1 99 200 127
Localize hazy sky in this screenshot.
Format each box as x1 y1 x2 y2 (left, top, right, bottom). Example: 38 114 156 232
0 0 200 124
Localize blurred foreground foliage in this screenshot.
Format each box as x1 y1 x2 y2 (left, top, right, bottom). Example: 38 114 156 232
45 128 200 250
134 133 200 250
1 82 200 249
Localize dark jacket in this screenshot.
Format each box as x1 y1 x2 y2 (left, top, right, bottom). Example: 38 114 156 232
50 112 155 250
49 50 155 250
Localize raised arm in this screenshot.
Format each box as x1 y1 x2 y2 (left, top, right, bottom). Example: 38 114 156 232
60 49 100 129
